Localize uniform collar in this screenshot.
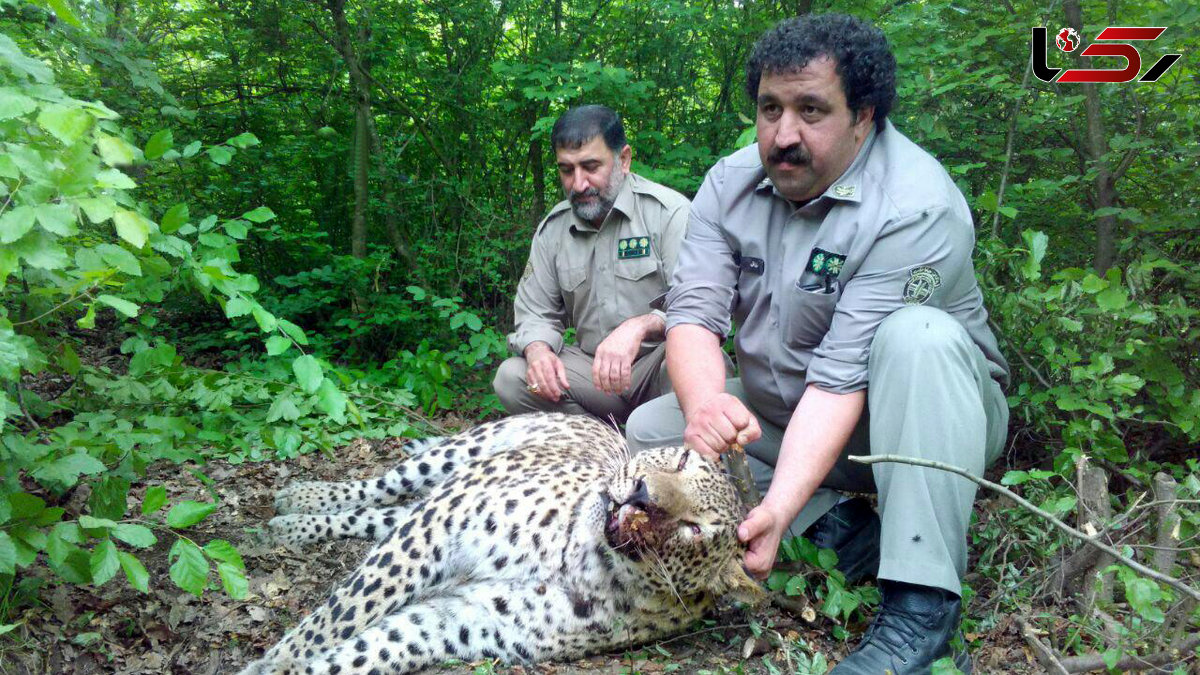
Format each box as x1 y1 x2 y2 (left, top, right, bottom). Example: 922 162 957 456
754 125 880 206
569 171 636 233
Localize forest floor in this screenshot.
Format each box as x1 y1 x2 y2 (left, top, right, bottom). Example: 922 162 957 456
3 424 1048 675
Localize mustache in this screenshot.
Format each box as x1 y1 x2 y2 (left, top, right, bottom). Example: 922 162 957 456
570 187 601 202
768 145 811 166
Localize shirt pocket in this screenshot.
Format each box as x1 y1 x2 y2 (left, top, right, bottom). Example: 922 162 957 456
614 256 663 316
782 280 841 348
558 263 589 308
558 263 588 290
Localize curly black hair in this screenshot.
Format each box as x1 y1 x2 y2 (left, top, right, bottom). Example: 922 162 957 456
745 14 896 133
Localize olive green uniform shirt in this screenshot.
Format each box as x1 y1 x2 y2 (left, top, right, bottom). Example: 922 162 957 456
509 173 690 358
666 122 1010 428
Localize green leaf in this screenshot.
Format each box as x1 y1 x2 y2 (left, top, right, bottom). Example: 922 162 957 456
0 89 36 120
34 204 78 236
316 379 348 423
1080 274 1108 293
78 515 118 531
203 539 244 569
88 476 130 521
113 209 150 248
166 501 217 529
251 306 277 332
1124 577 1164 621
96 294 140 318
0 206 36 244
96 134 139 166
783 574 807 597
931 657 966 675
265 394 301 422
30 451 107 487
96 168 137 189
292 354 323 394
168 539 208 596
42 0 84 27
160 203 189 234
0 34 53 82
1000 470 1030 485
95 244 142 276
1020 230 1048 280
141 486 167 515
144 129 173 160
224 219 249 239
182 140 202 158
226 132 259 148
265 335 292 356
36 104 92 144
241 206 275 223
0 532 15 574
217 562 249 599
89 539 121 586
224 295 254 317
206 146 233 165
1096 286 1128 312
1109 373 1145 396
76 197 116 224
224 297 253 318
112 524 157 549
278 319 309 345
119 551 149 592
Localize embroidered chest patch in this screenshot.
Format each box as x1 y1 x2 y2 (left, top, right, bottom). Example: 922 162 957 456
806 247 846 278
618 236 651 259
903 266 942 305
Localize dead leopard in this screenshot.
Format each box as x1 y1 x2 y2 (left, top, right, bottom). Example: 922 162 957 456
238 412 762 675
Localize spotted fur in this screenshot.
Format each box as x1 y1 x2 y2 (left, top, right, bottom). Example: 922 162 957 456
240 413 763 675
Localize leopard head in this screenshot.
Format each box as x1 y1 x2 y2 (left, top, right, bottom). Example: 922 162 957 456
604 446 764 605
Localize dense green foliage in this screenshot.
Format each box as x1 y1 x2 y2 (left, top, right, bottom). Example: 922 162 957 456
1 0 1196 668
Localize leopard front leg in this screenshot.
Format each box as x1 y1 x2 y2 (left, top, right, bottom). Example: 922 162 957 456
268 504 416 545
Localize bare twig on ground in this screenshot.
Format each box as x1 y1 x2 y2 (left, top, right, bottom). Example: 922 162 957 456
847 454 1200 603
1056 632 1200 673
1019 618 1070 675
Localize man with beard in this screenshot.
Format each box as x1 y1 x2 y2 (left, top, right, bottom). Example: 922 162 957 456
493 105 691 422
626 15 1009 673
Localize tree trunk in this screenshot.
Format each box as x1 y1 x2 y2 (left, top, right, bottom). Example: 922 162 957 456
1063 0 1119 272
326 0 371 262
526 103 546 226
351 98 369 261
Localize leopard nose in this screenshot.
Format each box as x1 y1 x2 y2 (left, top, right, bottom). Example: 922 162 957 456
627 478 651 509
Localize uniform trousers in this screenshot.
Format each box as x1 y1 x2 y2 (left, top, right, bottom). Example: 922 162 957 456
626 306 1008 596
493 344 672 424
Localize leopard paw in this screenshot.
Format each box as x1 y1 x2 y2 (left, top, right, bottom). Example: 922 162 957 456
273 481 347 515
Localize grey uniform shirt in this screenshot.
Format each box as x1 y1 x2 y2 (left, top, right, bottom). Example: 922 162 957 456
509 173 690 358
667 121 1010 428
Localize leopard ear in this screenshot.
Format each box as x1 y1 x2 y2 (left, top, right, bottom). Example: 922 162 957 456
718 558 767 606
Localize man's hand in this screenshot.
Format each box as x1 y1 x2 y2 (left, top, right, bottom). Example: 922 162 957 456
591 319 647 395
738 502 787 580
683 393 762 461
524 342 570 401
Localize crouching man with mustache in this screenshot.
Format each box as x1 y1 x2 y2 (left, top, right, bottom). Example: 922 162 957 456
627 15 1011 673
494 105 694 424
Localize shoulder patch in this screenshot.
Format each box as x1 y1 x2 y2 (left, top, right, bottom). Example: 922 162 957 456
903 266 942 305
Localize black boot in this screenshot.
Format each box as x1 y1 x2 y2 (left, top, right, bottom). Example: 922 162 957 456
805 497 881 584
831 580 971 674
